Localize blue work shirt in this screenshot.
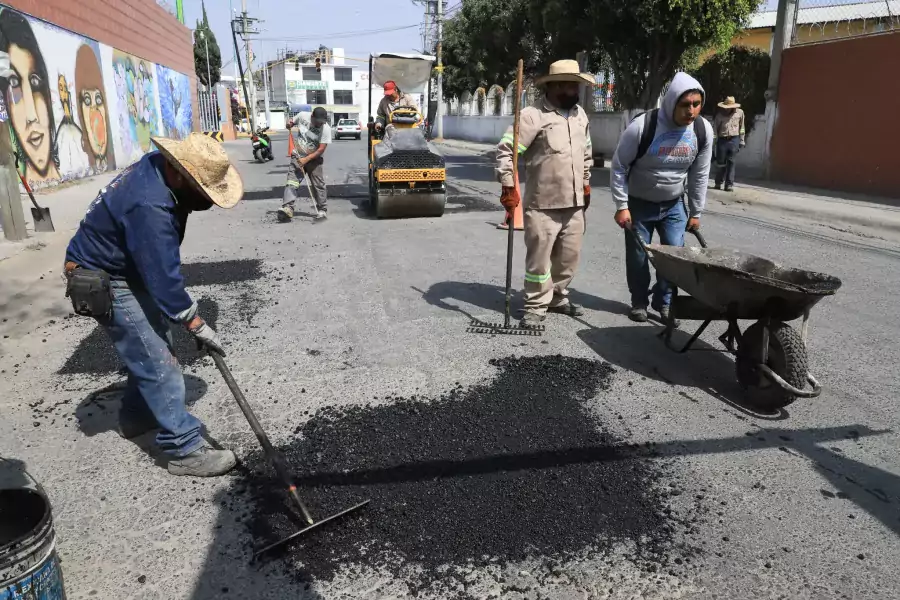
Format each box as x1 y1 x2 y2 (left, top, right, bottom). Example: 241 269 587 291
65 152 194 321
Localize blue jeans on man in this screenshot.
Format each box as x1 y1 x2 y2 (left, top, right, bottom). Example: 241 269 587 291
96 280 204 457
624 196 687 310
714 136 740 189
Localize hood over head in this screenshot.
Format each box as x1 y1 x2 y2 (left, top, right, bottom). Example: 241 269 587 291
660 72 705 128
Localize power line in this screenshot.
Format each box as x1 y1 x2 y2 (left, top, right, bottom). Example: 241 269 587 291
251 23 420 43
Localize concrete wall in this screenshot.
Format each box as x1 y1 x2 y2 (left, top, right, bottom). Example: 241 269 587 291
441 112 768 177
771 32 900 197
0 1 197 191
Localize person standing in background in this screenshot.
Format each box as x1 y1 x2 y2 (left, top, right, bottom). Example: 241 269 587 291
713 96 745 192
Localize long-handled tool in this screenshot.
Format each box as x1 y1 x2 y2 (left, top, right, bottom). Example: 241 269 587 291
469 59 543 336
209 351 369 560
288 126 322 218
15 155 54 232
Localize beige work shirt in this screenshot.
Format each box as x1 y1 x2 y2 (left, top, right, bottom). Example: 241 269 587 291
713 108 745 144
496 99 592 210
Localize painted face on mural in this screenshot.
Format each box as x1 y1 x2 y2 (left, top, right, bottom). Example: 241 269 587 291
80 88 107 156
7 43 52 175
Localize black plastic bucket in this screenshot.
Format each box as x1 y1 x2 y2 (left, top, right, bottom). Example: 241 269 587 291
0 485 66 599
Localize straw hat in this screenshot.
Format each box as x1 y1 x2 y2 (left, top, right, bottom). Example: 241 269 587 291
718 96 741 109
534 59 594 86
151 133 244 209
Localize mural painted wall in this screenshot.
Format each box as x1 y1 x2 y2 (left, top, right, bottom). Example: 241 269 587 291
156 64 192 140
0 6 195 191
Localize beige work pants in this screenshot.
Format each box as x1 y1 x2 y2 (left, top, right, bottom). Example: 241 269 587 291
522 207 585 315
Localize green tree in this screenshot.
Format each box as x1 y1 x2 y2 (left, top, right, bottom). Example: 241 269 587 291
690 46 770 135
442 0 762 109
194 0 222 87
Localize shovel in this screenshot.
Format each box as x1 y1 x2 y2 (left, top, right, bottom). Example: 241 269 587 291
15 156 54 232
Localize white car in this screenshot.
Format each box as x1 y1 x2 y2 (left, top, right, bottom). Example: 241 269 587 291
334 119 362 140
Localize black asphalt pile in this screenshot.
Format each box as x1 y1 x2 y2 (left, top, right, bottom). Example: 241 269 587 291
231 355 698 592
181 259 265 287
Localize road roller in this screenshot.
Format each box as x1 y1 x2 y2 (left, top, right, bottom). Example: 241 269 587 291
366 52 446 219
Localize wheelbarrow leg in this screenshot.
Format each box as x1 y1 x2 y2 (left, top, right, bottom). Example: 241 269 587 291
661 319 712 353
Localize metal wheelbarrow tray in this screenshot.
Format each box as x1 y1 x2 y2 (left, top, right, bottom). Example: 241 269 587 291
635 230 842 411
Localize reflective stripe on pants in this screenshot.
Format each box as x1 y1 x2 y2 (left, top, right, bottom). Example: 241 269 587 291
523 206 585 315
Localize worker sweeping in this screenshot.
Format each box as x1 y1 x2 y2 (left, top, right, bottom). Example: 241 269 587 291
63 133 243 477
495 59 593 328
279 106 331 221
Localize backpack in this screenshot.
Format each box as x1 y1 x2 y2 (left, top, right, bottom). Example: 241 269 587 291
628 108 707 174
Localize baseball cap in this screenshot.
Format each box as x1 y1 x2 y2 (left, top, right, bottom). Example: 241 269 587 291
383 81 397 95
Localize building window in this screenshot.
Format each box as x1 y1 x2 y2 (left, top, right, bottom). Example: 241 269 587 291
333 90 354 105
308 89 326 104
334 67 352 82
302 67 321 81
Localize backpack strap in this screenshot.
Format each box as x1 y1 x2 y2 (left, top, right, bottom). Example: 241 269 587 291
629 109 658 174
692 116 707 160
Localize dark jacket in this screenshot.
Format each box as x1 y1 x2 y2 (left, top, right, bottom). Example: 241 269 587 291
65 152 194 321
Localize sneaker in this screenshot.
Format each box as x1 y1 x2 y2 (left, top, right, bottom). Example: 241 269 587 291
315 210 328 220
713 183 722 190
629 306 649 323
277 205 294 222
723 185 733 192
547 302 584 317
167 445 237 477
519 312 546 328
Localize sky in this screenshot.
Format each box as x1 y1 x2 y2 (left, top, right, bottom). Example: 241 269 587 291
182 0 449 73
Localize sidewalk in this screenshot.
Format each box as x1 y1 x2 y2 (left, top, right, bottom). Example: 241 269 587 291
433 138 900 241
0 170 119 262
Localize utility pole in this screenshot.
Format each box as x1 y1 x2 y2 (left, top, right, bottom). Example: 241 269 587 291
229 0 239 86
762 0 797 178
230 17 253 133
262 42 271 129
435 0 443 140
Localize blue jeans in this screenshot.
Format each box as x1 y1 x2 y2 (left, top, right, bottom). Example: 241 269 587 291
96 281 204 457
714 136 740 187
624 196 687 309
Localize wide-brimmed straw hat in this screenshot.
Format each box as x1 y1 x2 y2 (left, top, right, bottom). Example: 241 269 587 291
534 59 594 86
151 133 244 209
718 96 741 109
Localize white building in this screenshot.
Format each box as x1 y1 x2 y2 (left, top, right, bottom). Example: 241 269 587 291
269 48 365 125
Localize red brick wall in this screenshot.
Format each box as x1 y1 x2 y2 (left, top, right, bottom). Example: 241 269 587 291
6 0 200 132
771 33 900 198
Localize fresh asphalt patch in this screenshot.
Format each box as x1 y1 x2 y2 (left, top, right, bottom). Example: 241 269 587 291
227 355 704 596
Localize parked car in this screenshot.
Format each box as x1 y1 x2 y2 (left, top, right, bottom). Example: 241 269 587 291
335 119 362 140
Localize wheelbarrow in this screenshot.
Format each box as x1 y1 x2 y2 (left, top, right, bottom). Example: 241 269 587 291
630 228 842 411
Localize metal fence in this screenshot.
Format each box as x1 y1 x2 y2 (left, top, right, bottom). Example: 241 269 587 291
792 0 899 45
197 85 219 132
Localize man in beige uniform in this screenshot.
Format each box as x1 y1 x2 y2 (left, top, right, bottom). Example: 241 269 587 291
712 96 745 191
496 60 593 328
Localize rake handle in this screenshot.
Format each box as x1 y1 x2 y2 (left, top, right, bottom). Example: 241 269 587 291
505 59 525 328
211 351 314 525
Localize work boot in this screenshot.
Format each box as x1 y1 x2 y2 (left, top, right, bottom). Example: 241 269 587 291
654 304 681 328
315 210 328 220
277 205 294 222
519 312 545 329
629 306 649 323
167 445 237 477
547 302 584 317
723 185 733 192
713 182 722 190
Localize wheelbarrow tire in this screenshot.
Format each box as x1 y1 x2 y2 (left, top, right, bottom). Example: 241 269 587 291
736 321 808 411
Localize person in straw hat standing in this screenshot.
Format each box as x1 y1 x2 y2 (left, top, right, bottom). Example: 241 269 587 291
495 59 593 329
64 133 244 477
713 96 745 191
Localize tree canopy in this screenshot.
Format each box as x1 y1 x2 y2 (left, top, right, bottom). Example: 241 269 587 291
194 0 222 87
442 0 762 109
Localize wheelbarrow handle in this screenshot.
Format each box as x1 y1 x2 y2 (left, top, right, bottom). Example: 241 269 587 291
627 224 709 251
688 228 709 248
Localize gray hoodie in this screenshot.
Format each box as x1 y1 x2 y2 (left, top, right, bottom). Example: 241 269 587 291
610 72 713 218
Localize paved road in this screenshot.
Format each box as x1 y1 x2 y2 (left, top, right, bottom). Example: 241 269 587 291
1 133 898 599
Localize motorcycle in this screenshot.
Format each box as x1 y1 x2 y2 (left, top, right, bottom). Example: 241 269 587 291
251 128 274 162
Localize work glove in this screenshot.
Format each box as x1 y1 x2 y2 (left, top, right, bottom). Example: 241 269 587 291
187 316 225 356
500 186 520 211
583 184 591 211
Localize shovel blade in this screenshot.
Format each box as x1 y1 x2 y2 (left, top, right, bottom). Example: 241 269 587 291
30 207 55 232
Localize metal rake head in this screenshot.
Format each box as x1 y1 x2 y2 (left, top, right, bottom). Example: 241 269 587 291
468 319 544 336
